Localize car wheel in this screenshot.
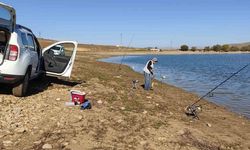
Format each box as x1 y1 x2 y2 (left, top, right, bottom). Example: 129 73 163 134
12 70 30 97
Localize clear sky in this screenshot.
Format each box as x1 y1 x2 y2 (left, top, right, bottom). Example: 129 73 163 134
1 0 250 48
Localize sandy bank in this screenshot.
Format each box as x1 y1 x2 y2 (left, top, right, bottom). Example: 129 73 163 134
0 49 249 149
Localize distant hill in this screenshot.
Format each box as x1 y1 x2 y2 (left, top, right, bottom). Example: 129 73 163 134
38 38 57 48
229 42 250 48
38 38 120 50
38 38 145 52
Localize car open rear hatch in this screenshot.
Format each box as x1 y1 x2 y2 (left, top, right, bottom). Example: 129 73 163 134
0 2 16 31
0 2 16 64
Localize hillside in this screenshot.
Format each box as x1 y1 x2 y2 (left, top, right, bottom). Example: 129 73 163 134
229 42 250 48
38 38 145 52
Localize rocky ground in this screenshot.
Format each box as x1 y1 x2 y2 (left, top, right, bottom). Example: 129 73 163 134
0 48 250 150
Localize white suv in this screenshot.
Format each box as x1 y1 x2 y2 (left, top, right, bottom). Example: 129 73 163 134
50 45 65 56
0 3 78 97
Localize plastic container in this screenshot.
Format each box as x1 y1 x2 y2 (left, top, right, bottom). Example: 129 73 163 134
65 102 76 106
70 90 86 105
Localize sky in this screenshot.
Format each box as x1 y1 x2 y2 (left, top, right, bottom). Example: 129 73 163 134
1 0 250 48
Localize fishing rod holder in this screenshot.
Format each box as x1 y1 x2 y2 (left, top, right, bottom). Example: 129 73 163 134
185 105 202 119
132 80 139 89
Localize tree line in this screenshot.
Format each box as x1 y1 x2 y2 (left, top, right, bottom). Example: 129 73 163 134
180 44 250 52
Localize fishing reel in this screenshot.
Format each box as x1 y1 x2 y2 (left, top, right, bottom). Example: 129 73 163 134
185 105 202 119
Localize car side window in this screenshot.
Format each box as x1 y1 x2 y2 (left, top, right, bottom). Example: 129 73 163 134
21 33 28 47
27 34 35 51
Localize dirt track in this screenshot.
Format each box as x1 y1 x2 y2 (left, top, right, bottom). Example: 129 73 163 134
0 48 250 149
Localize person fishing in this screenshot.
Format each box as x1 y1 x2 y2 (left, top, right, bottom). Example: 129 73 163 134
143 57 158 90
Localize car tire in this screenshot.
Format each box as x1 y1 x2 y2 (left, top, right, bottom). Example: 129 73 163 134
12 70 30 97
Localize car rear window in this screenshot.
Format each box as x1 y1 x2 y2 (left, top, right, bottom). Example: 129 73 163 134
0 6 11 23
21 33 28 46
27 34 35 51
0 6 12 30
52 46 61 50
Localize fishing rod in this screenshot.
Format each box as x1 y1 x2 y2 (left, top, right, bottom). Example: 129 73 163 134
186 62 250 119
118 34 135 71
154 67 167 89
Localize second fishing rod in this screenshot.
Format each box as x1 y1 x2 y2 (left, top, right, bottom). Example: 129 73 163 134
186 61 250 118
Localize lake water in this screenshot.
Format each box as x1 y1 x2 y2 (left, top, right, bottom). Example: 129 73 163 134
101 54 250 118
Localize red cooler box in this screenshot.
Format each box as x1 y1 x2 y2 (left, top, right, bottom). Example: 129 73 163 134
70 90 86 104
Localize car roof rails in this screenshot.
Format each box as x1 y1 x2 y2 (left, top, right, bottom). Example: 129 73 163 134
16 24 33 33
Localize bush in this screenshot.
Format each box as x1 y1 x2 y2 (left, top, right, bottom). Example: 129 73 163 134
222 44 230 52
204 46 210 51
241 45 250 51
191 46 197 51
212 44 222 51
229 46 240 51
180 45 189 51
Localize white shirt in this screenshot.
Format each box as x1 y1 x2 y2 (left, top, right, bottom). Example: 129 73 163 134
143 60 154 74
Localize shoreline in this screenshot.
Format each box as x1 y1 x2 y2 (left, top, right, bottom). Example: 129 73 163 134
79 47 250 56
99 52 250 119
96 52 250 120
86 51 250 148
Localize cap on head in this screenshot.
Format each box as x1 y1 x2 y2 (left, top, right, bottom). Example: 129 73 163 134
152 57 158 62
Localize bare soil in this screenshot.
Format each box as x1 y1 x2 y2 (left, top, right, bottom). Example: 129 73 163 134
0 44 250 150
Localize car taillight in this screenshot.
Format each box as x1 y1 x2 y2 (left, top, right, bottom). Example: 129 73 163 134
8 45 19 61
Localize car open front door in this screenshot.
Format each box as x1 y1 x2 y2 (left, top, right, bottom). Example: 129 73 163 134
42 41 78 78
0 2 16 32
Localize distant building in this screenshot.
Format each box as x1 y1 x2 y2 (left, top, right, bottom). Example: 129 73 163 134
149 47 161 52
